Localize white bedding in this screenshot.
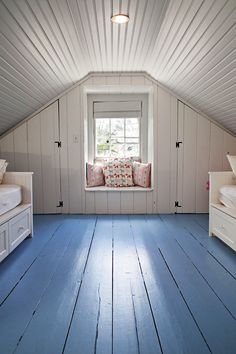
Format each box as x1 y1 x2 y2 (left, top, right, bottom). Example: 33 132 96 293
0 184 22 215
219 185 236 209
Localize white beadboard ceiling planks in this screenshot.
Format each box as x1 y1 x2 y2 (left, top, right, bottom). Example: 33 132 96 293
0 0 235 135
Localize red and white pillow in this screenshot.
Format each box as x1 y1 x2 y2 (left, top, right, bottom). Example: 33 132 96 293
103 160 133 187
133 161 151 188
86 163 104 187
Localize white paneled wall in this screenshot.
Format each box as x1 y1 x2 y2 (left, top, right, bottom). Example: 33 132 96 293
0 132 15 171
196 115 211 213
177 102 236 213
60 74 156 214
0 73 236 214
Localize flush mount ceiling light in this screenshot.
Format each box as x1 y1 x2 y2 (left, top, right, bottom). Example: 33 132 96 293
111 14 129 24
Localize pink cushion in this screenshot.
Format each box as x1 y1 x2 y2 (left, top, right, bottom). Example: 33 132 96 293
86 163 104 187
103 160 133 187
133 161 151 187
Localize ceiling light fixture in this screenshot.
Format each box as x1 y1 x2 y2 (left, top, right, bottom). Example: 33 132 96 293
111 14 129 24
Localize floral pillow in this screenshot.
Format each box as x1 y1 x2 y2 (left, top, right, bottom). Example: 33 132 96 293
86 163 104 187
133 161 151 188
0 159 8 184
103 160 133 187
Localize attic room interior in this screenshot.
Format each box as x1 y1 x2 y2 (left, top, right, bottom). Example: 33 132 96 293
0 0 236 353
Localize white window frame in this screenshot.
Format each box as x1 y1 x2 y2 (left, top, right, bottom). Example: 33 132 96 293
87 94 148 163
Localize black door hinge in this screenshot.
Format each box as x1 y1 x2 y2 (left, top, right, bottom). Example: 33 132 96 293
175 201 182 208
54 141 62 148
57 201 63 207
176 141 182 148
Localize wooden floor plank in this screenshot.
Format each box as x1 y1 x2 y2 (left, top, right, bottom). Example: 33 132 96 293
0 219 83 353
63 216 113 354
13 217 96 354
192 214 209 231
161 214 236 318
145 216 236 354
177 214 236 279
129 216 211 354
112 216 161 354
0 215 64 304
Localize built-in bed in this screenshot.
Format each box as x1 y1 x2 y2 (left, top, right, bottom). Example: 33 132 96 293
0 172 33 262
209 171 236 251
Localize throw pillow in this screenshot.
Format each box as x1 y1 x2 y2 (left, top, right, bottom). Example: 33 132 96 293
103 160 133 187
133 161 151 188
86 163 104 187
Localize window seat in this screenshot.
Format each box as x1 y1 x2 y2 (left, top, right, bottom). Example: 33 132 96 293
85 186 153 192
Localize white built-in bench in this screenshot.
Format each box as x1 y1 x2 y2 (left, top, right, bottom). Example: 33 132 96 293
209 171 236 252
0 172 33 262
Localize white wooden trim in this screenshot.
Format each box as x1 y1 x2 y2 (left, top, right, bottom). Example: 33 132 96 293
85 187 153 192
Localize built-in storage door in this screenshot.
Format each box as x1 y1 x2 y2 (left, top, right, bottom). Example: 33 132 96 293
176 102 197 213
176 101 212 214
28 101 61 214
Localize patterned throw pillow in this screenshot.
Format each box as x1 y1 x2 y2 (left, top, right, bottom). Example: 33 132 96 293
103 160 134 187
133 161 151 187
0 160 8 184
86 163 105 187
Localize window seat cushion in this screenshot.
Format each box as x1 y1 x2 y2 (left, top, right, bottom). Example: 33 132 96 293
85 186 153 192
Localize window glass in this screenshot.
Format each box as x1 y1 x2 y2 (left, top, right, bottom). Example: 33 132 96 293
95 118 140 159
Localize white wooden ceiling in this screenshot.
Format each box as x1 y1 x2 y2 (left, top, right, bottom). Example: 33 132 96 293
0 0 235 135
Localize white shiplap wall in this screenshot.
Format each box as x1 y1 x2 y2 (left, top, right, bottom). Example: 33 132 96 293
1 73 236 214
59 74 157 214
0 0 235 135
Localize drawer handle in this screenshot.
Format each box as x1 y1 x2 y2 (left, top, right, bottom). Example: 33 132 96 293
18 226 24 232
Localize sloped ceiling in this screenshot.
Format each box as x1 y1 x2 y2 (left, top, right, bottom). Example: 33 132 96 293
0 0 235 135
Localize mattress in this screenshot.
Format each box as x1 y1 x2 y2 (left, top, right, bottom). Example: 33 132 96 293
219 185 236 209
0 184 22 215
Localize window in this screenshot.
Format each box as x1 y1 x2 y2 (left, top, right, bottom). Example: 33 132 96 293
95 117 140 159
87 94 148 163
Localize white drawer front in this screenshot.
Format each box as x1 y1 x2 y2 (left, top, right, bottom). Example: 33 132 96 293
9 208 31 252
0 223 9 262
212 209 236 251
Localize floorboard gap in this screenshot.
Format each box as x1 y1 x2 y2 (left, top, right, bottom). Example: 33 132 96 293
130 282 141 354
94 284 101 354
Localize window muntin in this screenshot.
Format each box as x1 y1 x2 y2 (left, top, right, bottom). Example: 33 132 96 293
95 117 140 159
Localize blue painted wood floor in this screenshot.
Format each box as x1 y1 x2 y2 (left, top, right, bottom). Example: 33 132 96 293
0 214 236 354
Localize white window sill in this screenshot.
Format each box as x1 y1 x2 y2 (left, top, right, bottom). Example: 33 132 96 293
85 186 153 192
